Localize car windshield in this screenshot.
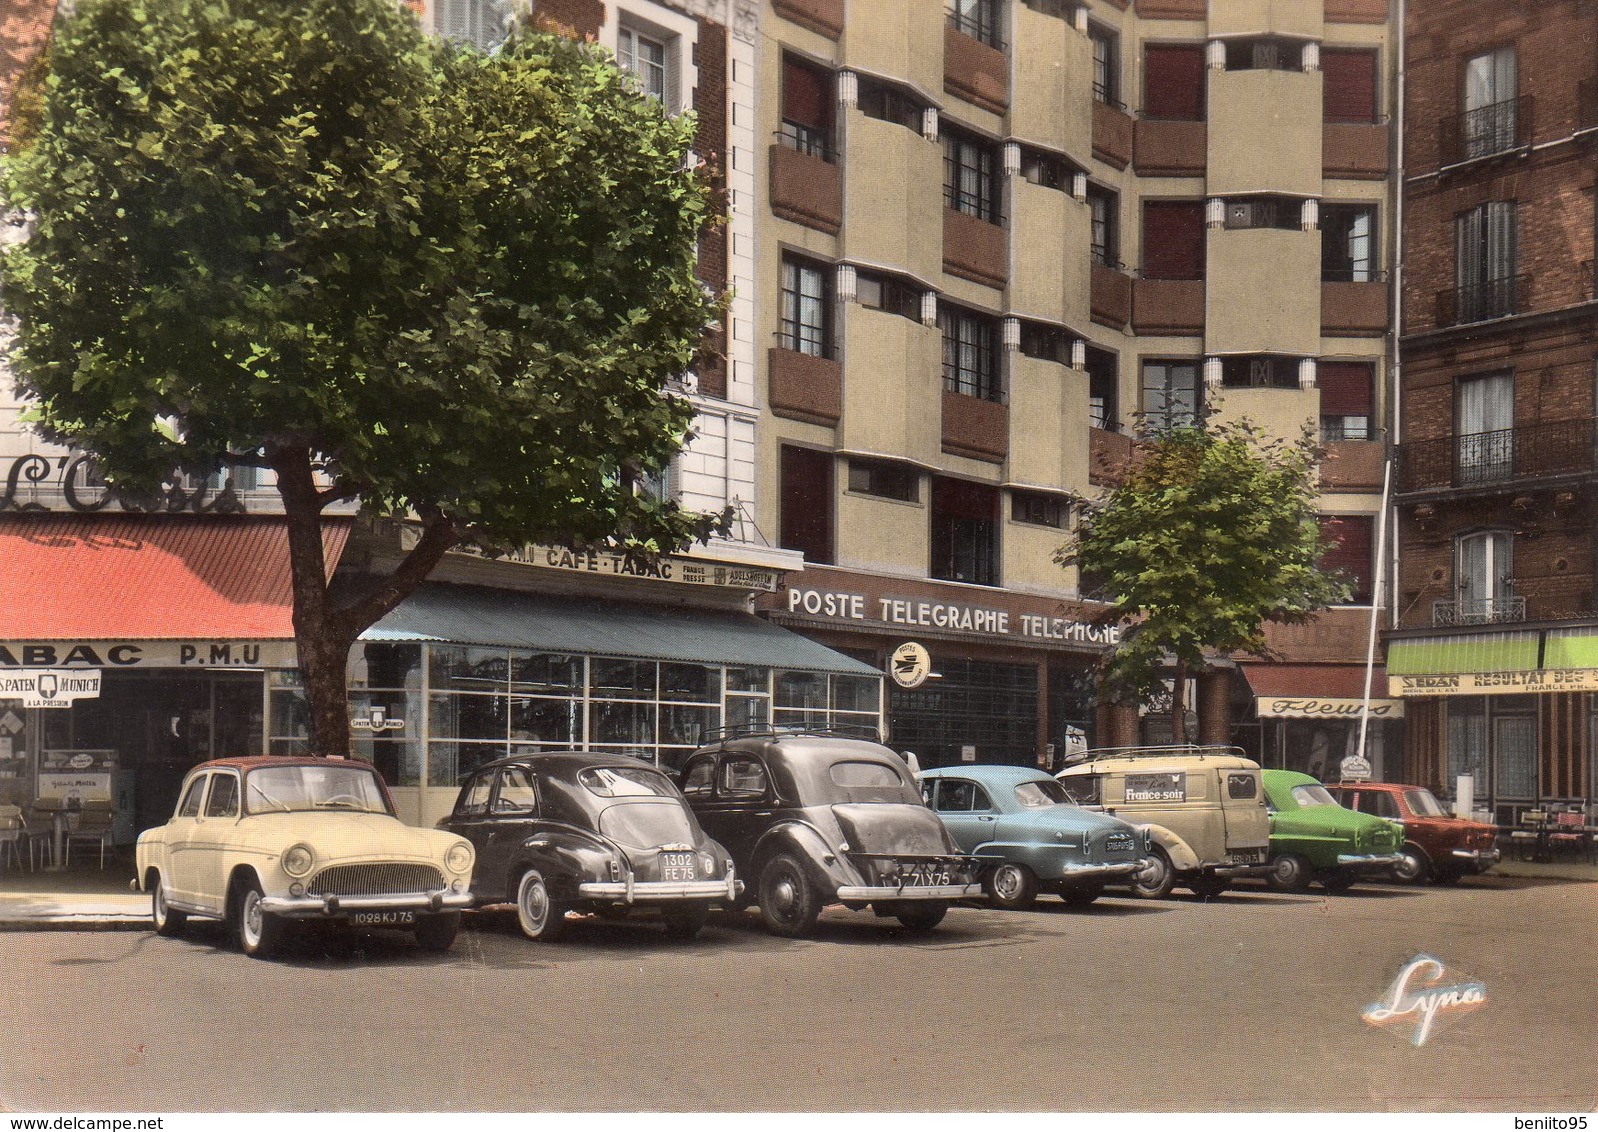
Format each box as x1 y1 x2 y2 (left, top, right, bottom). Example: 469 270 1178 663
1405 788 1448 817
244 765 391 815
1290 783 1339 807
596 801 697 850
1014 779 1072 807
580 766 678 799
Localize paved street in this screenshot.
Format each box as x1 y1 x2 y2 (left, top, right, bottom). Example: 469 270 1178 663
1 876 1593 1113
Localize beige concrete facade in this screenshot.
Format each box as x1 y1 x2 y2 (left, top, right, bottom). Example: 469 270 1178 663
1207 68 1324 198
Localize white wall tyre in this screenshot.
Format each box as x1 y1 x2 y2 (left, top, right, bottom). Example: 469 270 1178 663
151 875 186 938
236 880 286 959
515 868 568 942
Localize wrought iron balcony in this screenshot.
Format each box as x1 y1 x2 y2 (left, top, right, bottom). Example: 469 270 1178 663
1439 95 1533 165
1436 273 1528 327
1432 597 1526 627
1397 417 1596 494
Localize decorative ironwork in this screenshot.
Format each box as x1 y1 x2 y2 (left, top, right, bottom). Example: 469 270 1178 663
1436 274 1528 326
1432 597 1527 627
1397 418 1596 494
1440 95 1533 164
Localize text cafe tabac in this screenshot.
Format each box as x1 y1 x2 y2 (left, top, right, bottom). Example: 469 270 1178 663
785 586 1122 646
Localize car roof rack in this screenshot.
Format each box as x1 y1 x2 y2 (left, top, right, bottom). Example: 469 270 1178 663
1061 743 1247 768
697 723 884 746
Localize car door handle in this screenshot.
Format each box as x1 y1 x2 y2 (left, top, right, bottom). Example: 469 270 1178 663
978 816 996 823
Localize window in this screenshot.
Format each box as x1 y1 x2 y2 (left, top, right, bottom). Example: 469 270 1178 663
1141 201 1205 280
931 477 999 587
436 0 510 51
779 445 834 565
939 305 1000 401
1319 361 1374 442
856 273 923 322
1323 49 1378 123
718 755 768 799
781 54 833 158
455 773 493 818
1018 321 1071 365
947 0 1000 46
934 779 993 812
1223 37 1303 72
858 78 924 132
1011 491 1066 529
1059 774 1100 805
1088 185 1119 267
1456 530 1515 620
1354 790 1399 820
1220 355 1299 389
203 774 238 818
1143 44 1205 121
779 255 831 357
847 459 919 502
177 776 206 818
1086 346 1119 431
1223 197 1301 231
1322 204 1377 282
1226 773 1257 800
1455 201 1518 322
493 766 536 813
1319 515 1374 604
1456 371 1514 482
1020 149 1068 192
943 127 1000 223
1141 360 1200 431
1089 23 1120 105
1462 46 1518 158
682 759 714 797
617 24 671 103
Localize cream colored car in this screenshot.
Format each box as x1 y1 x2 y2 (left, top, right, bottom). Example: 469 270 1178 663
135 757 474 959
1056 745 1273 899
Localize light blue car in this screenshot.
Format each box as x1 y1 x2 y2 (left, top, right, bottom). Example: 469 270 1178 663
919 765 1151 910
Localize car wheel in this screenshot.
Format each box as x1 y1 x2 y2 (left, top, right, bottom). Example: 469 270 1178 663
1392 846 1432 884
985 862 1039 911
1131 847 1176 900
757 853 821 938
660 902 710 940
413 912 461 952
151 875 186 938
1321 873 1357 894
1059 884 1103 908
236 879 286 960
1188 875 1230 899
894 902 947 932
514 868 568 942
1266 854 1312 893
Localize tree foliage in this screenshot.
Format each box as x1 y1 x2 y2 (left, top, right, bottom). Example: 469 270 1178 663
1058 420 1350 742
2 0 728 754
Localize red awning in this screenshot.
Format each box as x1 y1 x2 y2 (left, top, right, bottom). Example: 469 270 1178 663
0 515 349 639
1241 663 1387 700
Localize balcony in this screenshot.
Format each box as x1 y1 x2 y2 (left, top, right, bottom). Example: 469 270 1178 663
1321 277 1390 336
1132 278 1205 336
767 345 842 426
943 207 1007 288
1089 426 1132 487
769 136 841 235
1396 417 1596 494
1323 122 1390 179
943 25 1008 114
1092 100 1134 169
1432 597 1527 627
771 0 843 38
1134 119 1206 177
1439 96 1534 166
1324 0 1388 21
1320 440 1385 491
1435 274 1529 327
942 389 1008 463
1090 260 1132 329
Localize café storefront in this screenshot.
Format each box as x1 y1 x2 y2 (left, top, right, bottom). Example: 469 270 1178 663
1236 663 1405 782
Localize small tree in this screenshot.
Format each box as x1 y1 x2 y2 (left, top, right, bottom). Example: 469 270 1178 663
1058 420 1350 744
2 0 727 756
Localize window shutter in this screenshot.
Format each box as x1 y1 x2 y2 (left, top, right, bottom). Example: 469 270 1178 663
1456 206 1484 288
1322 50 1376 123
779 447 835 565
1320 516 1373 602
1144 45 1206 121
666 38 682 111
1142 201 1205 280
1486 201 1516 281
933 478 999 522
1319 362 1374 417
783 57 833 129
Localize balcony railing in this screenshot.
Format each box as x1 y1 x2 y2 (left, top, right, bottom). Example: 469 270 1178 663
1440 95 1533 165
1397 417 1596 493
777 121 833 162
1436 273 1528 327
1432 596 1526 627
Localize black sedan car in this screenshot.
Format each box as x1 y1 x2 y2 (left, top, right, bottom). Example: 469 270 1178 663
678 729 982 937
440 752 740 941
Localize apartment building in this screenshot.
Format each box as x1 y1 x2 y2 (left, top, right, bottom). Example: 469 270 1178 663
1386 0 1597 820
751 0 1402 772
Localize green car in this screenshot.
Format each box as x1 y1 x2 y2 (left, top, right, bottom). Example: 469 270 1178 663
1261 770 1404 893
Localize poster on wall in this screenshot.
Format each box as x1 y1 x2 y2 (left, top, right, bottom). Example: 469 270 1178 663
37 748 117 804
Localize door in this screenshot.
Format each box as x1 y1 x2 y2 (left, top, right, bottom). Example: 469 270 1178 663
931 778 998 853
1494 716 1537 800
192 770 241 911
164 773 209 905
445 772 497 896
1463 46 1516 157
1218 769 1268 857
1456 372 1513 483
684 754 773 869
479 764 539 897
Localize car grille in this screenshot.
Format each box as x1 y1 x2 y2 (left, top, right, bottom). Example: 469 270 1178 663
308 863 444 897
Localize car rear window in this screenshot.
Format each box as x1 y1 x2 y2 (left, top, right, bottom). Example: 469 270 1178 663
829 761 905 789
579 766 678 799
597 801 697 849
824 759 918 804
1291 783 1338 807
1014 779 1071 808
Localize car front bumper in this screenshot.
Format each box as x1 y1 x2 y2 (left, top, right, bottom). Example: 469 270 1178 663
578 874 742 904
1210 863 1274 878
1336 852 1406 871
835 883 983 901
259 891 474 917
1450 847 1501 864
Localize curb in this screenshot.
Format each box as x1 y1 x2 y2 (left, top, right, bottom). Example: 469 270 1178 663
0 918 150 932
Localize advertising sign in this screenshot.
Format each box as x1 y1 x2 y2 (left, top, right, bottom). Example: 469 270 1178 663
1125 772 1186 803
1389 669 1598 697
0 669 102 708
37 748 117 803
1255 697 1405 719
888 642 932 689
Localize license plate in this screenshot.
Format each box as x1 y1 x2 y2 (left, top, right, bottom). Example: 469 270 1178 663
350 911 414 926
660 851 697 882
900 862 954 887
1227 849 1264 864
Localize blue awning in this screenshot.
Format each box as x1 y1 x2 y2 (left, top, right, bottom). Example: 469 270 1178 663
361 583 878 676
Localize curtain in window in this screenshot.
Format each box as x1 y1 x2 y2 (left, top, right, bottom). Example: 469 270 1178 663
1463 48 1517 156
1455 202 1517 318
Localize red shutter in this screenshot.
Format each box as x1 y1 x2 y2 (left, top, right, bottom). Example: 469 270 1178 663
1320 516 1374 603
1144 45 1206 121
933 477 998 521
1322 50 1377 124
780 446 835 564
782 56 833 130
1142 201 1205 280
1319 361 1374 416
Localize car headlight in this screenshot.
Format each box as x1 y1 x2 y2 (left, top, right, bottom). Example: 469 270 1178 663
282 844 314 878
445 841 474 875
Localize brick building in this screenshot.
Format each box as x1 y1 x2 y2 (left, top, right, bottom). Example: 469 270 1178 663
1386 0 1598 819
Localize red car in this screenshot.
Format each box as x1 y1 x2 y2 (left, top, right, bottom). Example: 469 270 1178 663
1327 781 1499 884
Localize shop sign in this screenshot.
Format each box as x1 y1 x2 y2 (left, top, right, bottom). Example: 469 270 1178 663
1389 669 1598 697
1125 772 1185 803
351 706 405 732
454 543 782 592
0 640 296 669
888 642 932 689
1340 754 1373 781
1255 697 1405 719
784 587 1121 646
0 669 101 708
0 453 247 515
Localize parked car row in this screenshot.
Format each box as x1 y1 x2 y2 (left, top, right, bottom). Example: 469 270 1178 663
133 735 1499 961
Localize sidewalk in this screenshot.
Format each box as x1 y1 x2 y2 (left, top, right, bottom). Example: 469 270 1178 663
2 852 1594 931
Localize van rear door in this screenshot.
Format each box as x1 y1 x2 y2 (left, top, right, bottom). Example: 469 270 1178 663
1219 767 1270 864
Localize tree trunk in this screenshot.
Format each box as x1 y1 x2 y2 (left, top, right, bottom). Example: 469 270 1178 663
1171 657 1189 746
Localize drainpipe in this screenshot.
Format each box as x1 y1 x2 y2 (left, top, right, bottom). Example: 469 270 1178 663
1389 0 1406 632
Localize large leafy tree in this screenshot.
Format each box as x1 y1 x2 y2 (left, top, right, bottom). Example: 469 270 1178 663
1059 421 1350 744
2 0 726 756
